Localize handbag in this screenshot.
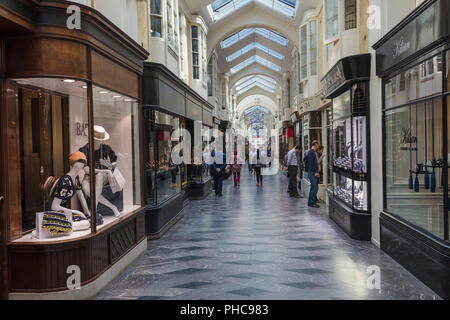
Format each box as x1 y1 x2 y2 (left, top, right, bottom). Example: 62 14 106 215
109 168 126 193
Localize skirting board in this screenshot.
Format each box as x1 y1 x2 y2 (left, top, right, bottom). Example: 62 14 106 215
9 238 147 300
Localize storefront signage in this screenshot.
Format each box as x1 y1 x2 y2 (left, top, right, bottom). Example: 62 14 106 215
322 61 345 98
392 37 411 59
373 0 446 76
400 128 417 151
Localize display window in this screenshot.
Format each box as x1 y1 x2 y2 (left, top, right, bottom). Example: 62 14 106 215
90 86 141 228
153 110 183 204
383 53 448 240
331 83 369 212
12 78 142 242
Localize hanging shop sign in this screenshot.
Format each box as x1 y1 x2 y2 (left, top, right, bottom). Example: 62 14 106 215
321 54 371 99
299 95 321 116
290 111 301 123
373 0 449 76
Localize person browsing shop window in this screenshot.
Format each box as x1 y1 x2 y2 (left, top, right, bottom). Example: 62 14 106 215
286 145 303 198
306 141 321 208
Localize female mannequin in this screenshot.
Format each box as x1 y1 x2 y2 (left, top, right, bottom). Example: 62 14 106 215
80 125 121 217
48 151 91 231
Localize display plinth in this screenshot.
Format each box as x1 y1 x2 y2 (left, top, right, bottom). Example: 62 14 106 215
329 195 371 241
188 178 213 200
145 193 185 239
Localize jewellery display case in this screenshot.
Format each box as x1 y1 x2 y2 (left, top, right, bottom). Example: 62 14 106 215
332 112 368 212
322 52 372 241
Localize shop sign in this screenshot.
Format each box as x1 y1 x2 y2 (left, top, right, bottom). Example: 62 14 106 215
400 128 417 151
322 62 345 98
374 0 442 76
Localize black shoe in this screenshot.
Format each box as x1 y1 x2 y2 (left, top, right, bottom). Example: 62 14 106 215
308 203 320 208
218 193 223 197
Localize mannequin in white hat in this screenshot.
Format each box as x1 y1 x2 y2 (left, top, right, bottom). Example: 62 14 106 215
80 125 121 218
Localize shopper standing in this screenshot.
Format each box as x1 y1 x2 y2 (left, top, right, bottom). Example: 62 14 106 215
211 150 227 197
231 150 242 187
286 145 303 198
305 141 321 208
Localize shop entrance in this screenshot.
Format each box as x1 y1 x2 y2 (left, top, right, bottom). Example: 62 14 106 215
0 80 7 298
19 87 70 232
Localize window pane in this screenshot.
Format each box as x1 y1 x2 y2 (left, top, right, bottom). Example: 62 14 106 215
154 111 182 204
191 25 198 39
151 16 162 38
150 0 161 14
16 78 89 238
345 0 357 30
385 101 444 238
326 0 339 40
92 87 141 228
385 55 443 109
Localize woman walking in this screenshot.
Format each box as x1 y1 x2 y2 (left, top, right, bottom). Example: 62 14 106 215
231 150 242 187
253 150 263 187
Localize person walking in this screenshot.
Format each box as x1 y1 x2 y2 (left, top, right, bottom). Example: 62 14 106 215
231 150 242 187
286 145 303 198
317 145 325 176
252 149 263 187
305 141 321 208
211 150 227 197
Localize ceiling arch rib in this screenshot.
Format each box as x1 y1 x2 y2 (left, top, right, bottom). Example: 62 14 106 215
226 41 285 63
237 94 278 118
230 55 281 74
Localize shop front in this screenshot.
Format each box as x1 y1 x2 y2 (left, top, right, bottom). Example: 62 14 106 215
0 1 148 298
142 63 213 239
299 95 329 202
322 53 372 241
373 0 449 299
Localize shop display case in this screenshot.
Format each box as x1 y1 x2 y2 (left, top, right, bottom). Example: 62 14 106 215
332 111 369 212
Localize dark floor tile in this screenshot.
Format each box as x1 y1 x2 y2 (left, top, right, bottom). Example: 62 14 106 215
165 255 210 262
286 268 332 275
172 281 215 289
282 282 324 289
226 273 271 279
228 287 268 297
163 268 210 275
291 255 331 261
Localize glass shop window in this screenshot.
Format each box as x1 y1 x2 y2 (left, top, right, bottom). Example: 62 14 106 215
16 78 92 240
192 25 200 80
385 100 444 238
385 55 443 109
154 111 182 204
150 0 163 38
91 87 141 228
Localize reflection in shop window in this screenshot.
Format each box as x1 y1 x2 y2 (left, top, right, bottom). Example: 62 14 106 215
150 0 162 38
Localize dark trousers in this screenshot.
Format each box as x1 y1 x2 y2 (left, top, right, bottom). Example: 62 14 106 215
254 167 262 183
214 174 224 195
308 171 319 205
288 166 299 196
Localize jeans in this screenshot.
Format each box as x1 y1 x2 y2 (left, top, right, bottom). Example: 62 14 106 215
308 171 319 205
214 174 224 195
288 166 298 196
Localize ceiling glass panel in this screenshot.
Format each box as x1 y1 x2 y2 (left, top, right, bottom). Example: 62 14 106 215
209 0 297 22
235 75 277 88
230 55 281 74
226 42 285 62
235 77 277 92
221 28 289 49
236 82 276 96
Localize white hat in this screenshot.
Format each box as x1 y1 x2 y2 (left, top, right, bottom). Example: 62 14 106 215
85 125 110 142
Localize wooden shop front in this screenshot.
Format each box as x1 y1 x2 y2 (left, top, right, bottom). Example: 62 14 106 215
0 0 148 299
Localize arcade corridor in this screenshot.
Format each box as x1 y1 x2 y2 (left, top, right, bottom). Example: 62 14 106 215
96 170 439 300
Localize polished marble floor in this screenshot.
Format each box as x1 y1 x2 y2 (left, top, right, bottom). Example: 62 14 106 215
96 169 440 300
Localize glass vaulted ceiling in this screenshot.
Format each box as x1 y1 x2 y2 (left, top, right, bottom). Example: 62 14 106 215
230 55 281 74
226 42 285 63
221 28 288 49
235 75 277 92
209 0 297 22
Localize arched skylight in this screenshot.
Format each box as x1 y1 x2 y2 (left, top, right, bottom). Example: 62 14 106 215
230 55 281 74
235 76 277 92
236 82 276 96
226 42 285 62
244 106 271 115
235 75 277 88
208 0 297 22
221 28 289 49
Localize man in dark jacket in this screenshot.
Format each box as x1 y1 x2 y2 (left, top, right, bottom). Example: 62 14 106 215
305 141 321 208
211 150 227 197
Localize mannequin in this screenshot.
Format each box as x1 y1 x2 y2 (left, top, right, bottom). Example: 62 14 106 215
80 125 121 217
48 151 90 231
